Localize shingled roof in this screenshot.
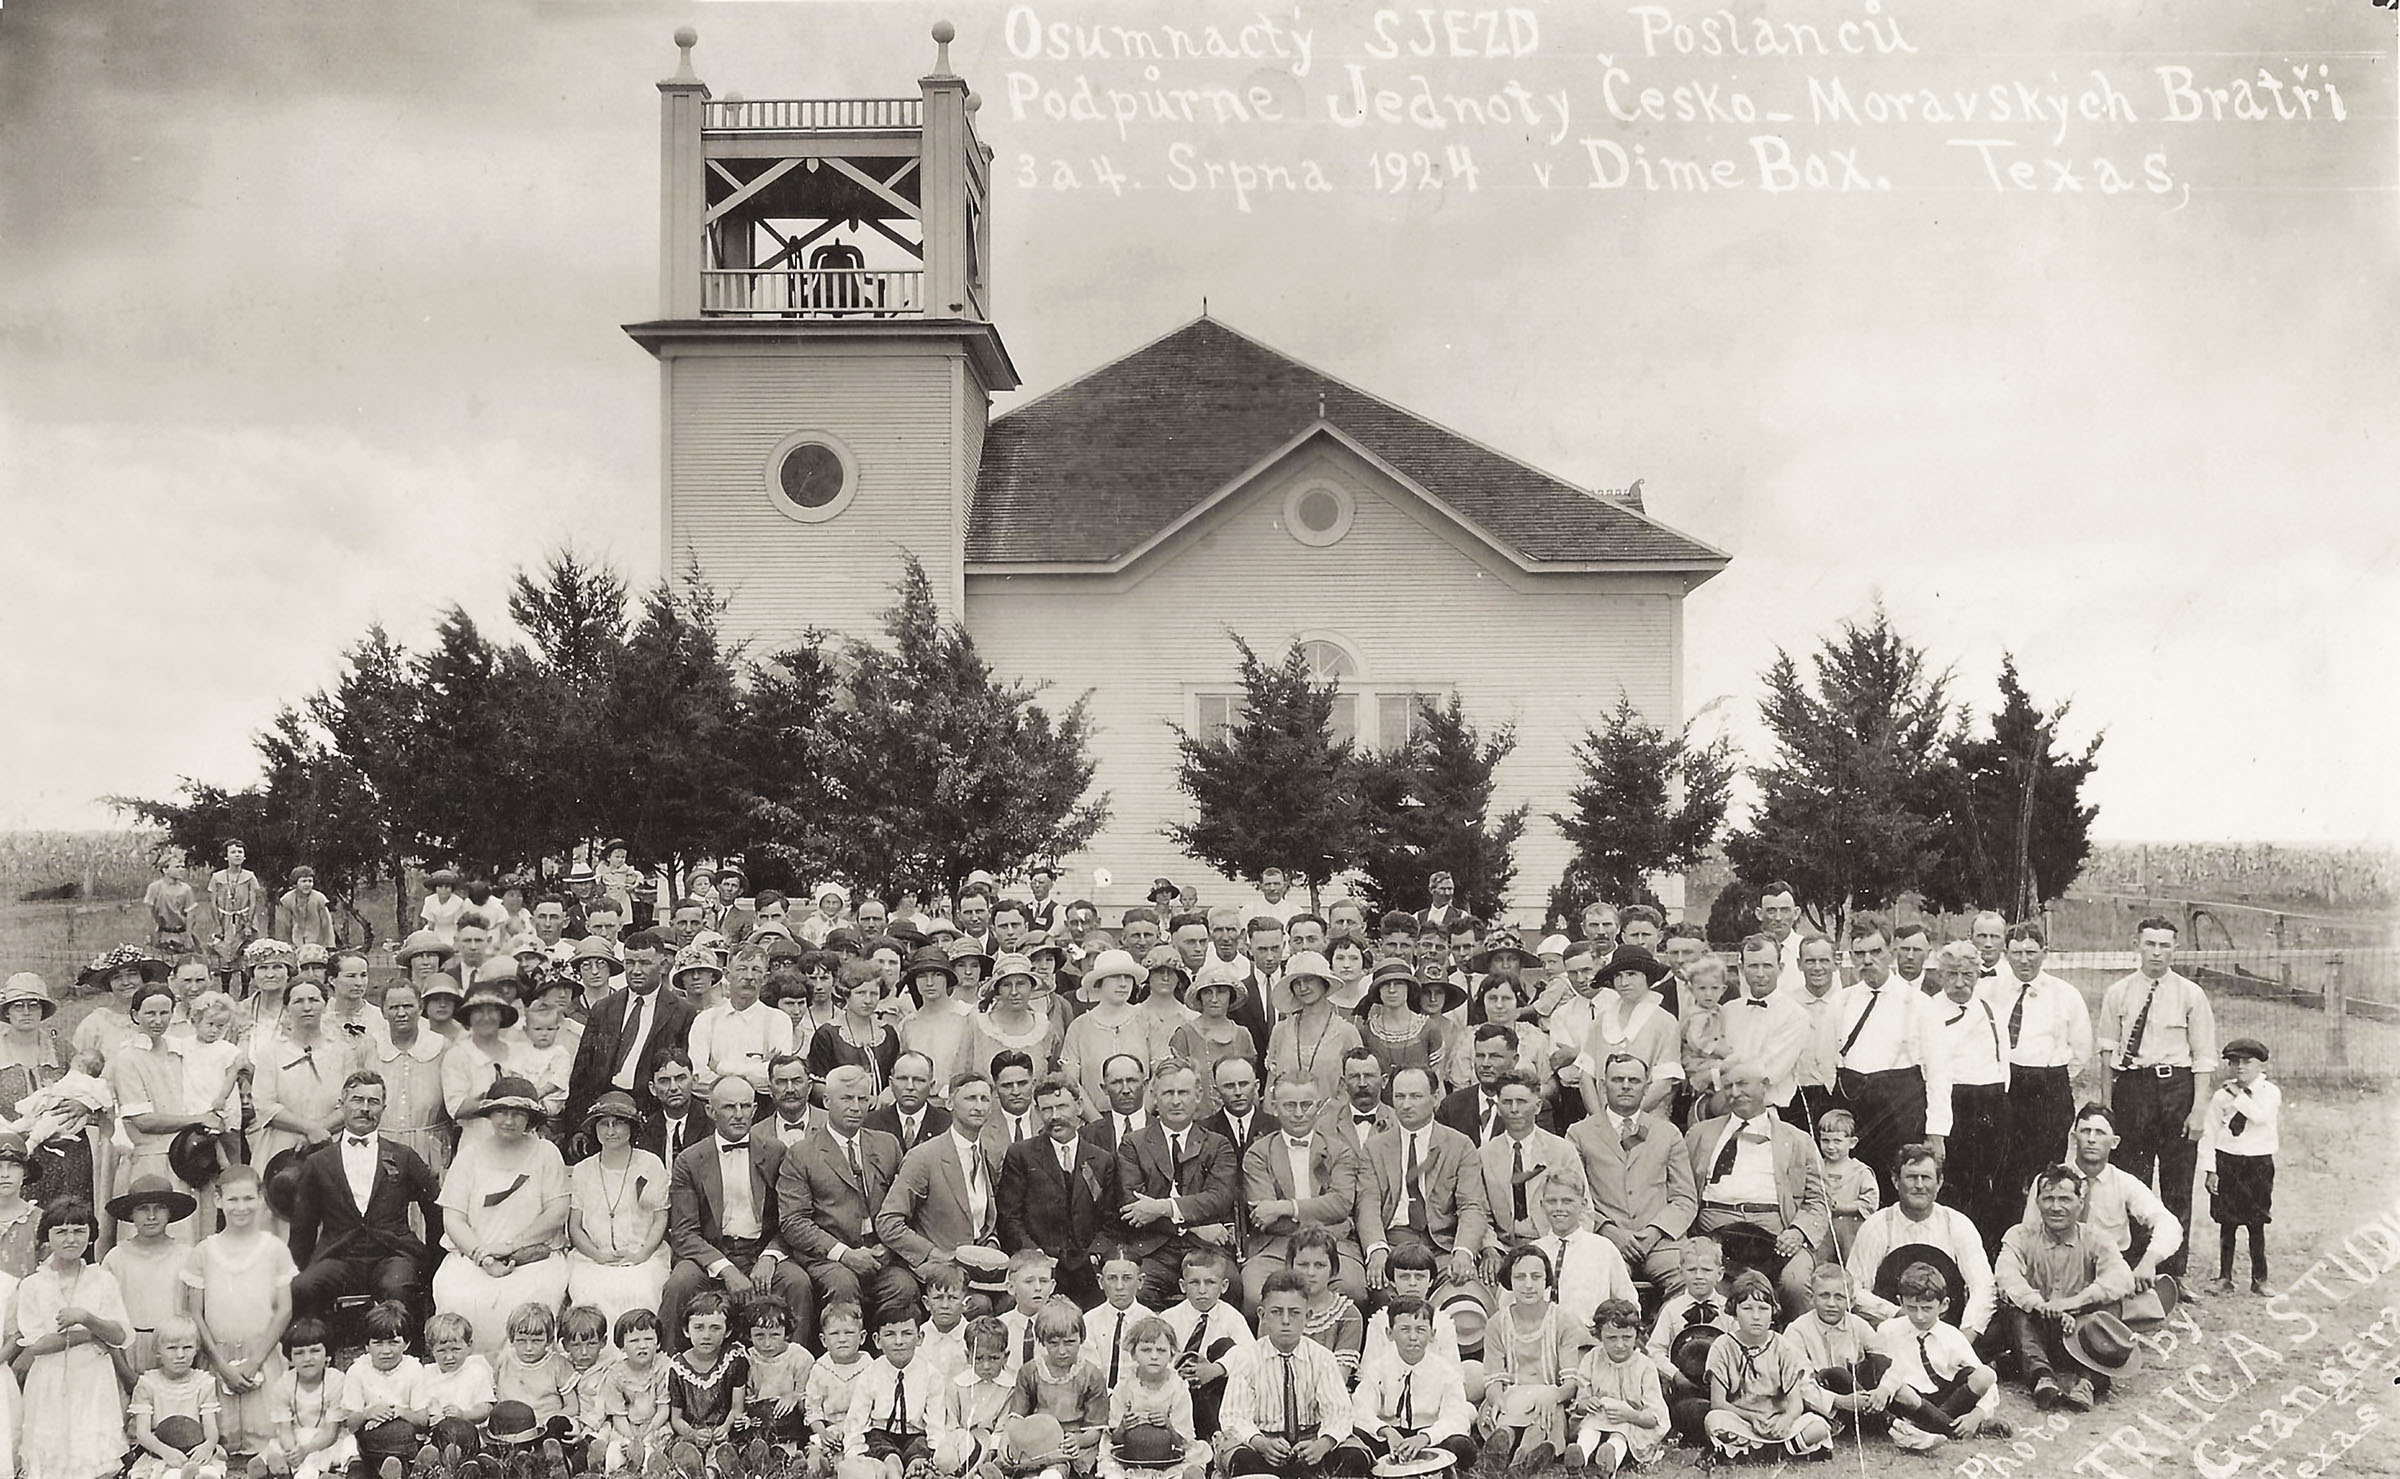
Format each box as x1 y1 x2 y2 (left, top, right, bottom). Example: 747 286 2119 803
966 317 1727 570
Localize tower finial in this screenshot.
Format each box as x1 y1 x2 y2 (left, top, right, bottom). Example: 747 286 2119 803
670 27 699 85
1319 392 1327 420
931 20 956 75
1201 295 1209 317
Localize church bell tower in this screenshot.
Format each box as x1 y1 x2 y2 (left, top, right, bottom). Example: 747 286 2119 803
626 22 1016 642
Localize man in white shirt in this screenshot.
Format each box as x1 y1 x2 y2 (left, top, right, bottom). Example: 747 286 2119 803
1926 943 2011 1240
2022 1103 2181 1293
1772 933 1844 1129
1844 1143 1998 1340
1250 866 1302 927
1725 936 1813 1115
1758 882 1808 995
1987 923 2094 1210
2095 914 2218 1282
1684 1063 1831 1315
1970 913 2008 980
1892 921 1937 996
1829 916 1949 1207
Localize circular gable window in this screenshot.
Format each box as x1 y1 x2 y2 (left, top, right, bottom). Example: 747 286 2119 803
764 430 858 524
1283 481 1354 547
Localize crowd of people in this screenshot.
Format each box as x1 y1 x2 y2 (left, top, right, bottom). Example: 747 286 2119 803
0 853 2289 1479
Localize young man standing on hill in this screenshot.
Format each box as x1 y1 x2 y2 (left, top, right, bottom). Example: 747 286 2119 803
2095 916 2216 1284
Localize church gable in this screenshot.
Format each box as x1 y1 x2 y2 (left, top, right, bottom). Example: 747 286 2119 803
966 317 1726 572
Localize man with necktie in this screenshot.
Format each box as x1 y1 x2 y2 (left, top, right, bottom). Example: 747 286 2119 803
1478 1068 1587 1255
636 1053 704 1162
1115 1058 1239 1308
1829 915 1949 1209
1434 1027 1520 1144
996 1072 1123 1307
2095 915 2217 1283
1989 923 2094 1208
1360 1068 1489 1293
662 1077 816 1349
979 1053 1044 1157
879 1070 1011 1311
286 1071 444 1331
1217 1272 1372 1477
1771 935 1844 1130
1684 1062 1830 1317
565 930 694 1151
1567 1052 1698 1285
863 1051 953 1151
1924 943 2012 1245
776 1064 917 1331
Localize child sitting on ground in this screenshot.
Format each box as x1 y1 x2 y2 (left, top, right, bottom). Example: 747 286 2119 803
416 1312 496 1456
844 1306 952 1479
805 1303 873 1470
340 1302 426 1472
667 1293 749 1450
1569 1299 1668 1474
1354 1297 1476 1475
1081 1255 1154 1392
1158 1248 1251 1436
743 1296 813 1451
996 1252 1059 1375
1872 1262 2012 1452
1008 1298 1109 1475
940 1317 1016 1478
598 1310 669 1474
1098 1317 1205 1479
1644 1236 1735 1443
1530 1171 1637 1333
263 1319 350 1479
492 1302 579 1444
1702 1271 1832 1462
560 1305 618 1448
128 1316 226 1479
916 1265 973 1388
1786 1263 1887 1435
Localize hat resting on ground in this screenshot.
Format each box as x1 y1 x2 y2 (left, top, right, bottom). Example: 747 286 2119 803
2065 1310 2143 1376
487 1401 543 1446
107 1174 198 1225
2117 1275 2182 1332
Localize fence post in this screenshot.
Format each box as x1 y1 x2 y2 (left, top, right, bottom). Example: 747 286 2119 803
2272 913 2289 1001
2327 952 2347 1070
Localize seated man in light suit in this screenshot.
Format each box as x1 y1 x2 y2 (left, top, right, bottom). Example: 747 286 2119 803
878 1068 1009 1313
1359 1067 1489 1293
1567 1051 1698 1284
775 1064 919 1331
1683 1060 1830 1317
1478 1067 1589 1257
1242 1075 1369 1308
1115 1057 1240 1308
660 1077 818 1349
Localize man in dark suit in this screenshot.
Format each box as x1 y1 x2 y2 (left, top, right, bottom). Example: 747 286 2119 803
977 1051 1044 1159
1082 1053 1151 1156
565 930 694 1148
1201 1057 1275 1152
662 1079 817 1349
878 1069 1007 1311
861 1051 952 1151
1435 1024 1530 1143
632 1051 706 1163
1115 1058 1237 1307
755 1054 817 1147
1414 871 1472 937
287 1071 444 1329
998 1072 1123 1306
776 1064 918 1330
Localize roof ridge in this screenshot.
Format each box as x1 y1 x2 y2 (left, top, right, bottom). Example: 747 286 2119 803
994 311 1221 422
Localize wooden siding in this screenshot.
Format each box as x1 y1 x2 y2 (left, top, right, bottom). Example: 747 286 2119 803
666 350 966 645
965 444 1689 924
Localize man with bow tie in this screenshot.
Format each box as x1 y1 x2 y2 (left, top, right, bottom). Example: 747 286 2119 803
1567 1052 1698 1285
1115 1058 1239 1306
1315 1050 1395 1151
755 1054 818 1146
879 1069 1010 1312
663 1077 817 1349
286 1071 445 1331
1241 1077 1368 1308
1683 1061 1830 1317
778 1065 919 1331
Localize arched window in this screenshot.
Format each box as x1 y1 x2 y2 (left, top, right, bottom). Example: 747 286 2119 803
1298 639 1359 746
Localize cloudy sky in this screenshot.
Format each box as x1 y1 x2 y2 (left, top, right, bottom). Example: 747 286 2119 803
2 0 2393 844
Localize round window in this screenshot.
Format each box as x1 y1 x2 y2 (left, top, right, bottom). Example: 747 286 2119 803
1282 481 1354 547
762 431 859 524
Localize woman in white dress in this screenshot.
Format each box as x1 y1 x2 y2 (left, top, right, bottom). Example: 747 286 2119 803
430 1077 569 1353
562 1092 670 1330
248 980 344 1230
1574 946 1684 1119
440 985 524 1162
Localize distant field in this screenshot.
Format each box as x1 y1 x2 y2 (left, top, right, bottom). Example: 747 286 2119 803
0 829 161 904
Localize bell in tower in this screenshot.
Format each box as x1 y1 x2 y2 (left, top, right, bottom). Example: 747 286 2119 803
627 21 1017 645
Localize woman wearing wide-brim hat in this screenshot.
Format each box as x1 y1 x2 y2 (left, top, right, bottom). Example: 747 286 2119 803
1577 945 1682 1118
419 970 468 1043
431 1074 570 1353
0 977 95 1241
394 928 457 979
0 1132 44 1277
563 1090 670 1330
445 983 525 1160
1129 945 1196 1064
1355 958 1443 1083
1167 960 1255 1115
968 951 1065 1083
1060 948 1148 1118
75 944 170 995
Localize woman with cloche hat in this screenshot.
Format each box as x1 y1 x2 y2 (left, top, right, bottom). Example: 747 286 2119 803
1576 945 1681 1119
1265 951 1367 1107
562 1090 670 1330
0 974 96 1221
966 952 1064 1082
443 982 524 1161
1060 948 1148 1119
431 1075 569 1354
